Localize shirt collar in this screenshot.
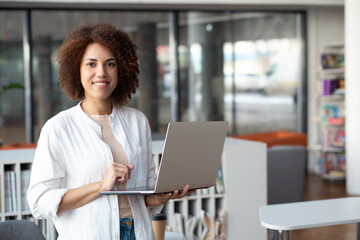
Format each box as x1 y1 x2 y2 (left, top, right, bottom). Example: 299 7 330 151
75 101 102 131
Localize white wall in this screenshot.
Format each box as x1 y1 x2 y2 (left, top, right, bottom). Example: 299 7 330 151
345 0 360 194
306 6 344 173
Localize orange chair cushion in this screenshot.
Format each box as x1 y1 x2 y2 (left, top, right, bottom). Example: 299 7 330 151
1 143 37 150
232 131 307 148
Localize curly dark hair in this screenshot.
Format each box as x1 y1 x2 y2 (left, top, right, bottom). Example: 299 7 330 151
57 22 139 106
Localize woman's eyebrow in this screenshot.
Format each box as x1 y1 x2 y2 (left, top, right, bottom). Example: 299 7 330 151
85 58 97 61
84 58 115 61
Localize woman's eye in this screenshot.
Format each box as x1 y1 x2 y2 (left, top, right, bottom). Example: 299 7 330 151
107 62 116 67
87 62 95 67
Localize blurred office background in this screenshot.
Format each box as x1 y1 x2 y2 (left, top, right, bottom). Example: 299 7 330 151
0 1 347 176
0 8 306 144
1 1 355 238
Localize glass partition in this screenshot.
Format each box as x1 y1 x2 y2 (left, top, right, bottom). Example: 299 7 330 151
178 12 231 124
0 9 305 144
0 11 25 145
31 11 170 138
178 12 304 135
230 13 303 134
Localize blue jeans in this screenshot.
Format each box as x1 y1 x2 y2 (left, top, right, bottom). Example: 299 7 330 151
120 218 136 240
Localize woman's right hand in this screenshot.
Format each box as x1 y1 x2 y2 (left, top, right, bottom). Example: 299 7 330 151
100 162 134 191
57 163 134 214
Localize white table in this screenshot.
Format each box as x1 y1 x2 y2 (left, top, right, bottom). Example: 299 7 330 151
259 197 360 240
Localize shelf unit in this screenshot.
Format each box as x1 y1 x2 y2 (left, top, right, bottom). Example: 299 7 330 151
314 43 346 180
1 137 267 240
0 149 55 239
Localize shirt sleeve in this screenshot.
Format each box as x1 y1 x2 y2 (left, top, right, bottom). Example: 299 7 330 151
145 119 163 215
27 120 68 219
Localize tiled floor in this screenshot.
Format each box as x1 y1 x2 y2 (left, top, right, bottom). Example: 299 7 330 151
290 174 357 240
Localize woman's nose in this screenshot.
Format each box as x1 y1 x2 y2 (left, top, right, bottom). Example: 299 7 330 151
96 65 106 77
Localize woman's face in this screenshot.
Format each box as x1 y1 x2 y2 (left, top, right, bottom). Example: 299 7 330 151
80 42 118 103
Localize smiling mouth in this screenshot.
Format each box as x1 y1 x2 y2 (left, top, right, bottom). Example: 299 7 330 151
92 81 109 86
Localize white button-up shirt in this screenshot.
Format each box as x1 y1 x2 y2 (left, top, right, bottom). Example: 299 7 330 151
27 103 162 240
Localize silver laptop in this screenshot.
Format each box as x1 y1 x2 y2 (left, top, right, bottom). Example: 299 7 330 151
100 121 228 195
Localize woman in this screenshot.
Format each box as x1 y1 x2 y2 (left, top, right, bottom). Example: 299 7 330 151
27 22 192 240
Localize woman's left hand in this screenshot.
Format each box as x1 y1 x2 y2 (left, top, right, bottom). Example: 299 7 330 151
145 184 196 206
